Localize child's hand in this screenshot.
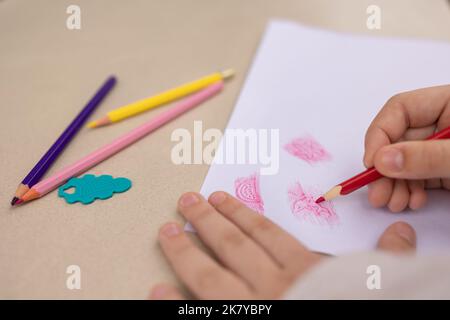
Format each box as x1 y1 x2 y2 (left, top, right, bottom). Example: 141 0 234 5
364 85 450 212
150 192 416 299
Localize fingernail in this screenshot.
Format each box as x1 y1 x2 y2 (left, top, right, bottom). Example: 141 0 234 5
150 286 166 299
161 223 180 238
381 148 404 172
179 193 199 207
209 192 226 205
395 223 415 245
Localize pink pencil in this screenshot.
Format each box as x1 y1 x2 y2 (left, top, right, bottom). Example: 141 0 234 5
18 81 224 204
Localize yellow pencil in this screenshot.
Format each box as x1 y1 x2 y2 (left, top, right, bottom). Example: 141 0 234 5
87 69 235 128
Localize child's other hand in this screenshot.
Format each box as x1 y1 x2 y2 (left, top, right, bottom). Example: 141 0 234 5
364 85 450 212
150 192 416 300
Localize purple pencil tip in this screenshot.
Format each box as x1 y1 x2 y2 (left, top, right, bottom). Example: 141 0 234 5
11 197 19 206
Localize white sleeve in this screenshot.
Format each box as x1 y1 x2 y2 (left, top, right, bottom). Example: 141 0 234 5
283 252 450 299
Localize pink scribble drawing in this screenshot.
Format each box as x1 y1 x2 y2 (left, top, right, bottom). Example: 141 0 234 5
288 182 338 225
284 136 331 164
234 173 264 214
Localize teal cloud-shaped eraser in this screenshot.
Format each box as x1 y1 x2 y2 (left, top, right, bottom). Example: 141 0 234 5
58 174 132 205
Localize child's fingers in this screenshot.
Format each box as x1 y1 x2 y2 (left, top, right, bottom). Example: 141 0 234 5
374 140 450 179
207 191 314 271
368 178 393 208
407 180 427 210
364 85 450 168
443 178 450 190
425 178 442 189
402 125 436 141
149 283 186 300
364 120 393 168
387 180 410 213
377 221 416 253
158 222 253 299
177 193 281 294
369 179 427 212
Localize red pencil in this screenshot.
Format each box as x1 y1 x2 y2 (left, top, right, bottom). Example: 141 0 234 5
316 125 450 204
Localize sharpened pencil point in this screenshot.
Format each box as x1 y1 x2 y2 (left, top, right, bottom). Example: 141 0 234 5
87 121 98 128
13 199 23 206
221 68 235 79
87 116 111 129
11 197 19 206
315 196 325 204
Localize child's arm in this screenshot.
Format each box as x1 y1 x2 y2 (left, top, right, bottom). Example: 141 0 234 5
364 85 450 212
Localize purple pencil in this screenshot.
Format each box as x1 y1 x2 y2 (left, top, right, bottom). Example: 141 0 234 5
10 76 116 205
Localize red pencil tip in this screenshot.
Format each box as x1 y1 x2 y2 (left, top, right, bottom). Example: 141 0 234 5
315 196 325 204
13 199 24 206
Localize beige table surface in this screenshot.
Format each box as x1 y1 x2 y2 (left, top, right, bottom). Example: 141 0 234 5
1 0 449 299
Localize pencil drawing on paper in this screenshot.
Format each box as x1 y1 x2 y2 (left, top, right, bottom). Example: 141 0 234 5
284 135 331 164
288 182 338 225
234 173 264 214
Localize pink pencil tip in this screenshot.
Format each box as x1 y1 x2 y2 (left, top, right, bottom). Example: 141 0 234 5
315 196 325 204
14 199 24 206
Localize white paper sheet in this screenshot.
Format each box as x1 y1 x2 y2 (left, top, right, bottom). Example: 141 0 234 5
192 20 450 255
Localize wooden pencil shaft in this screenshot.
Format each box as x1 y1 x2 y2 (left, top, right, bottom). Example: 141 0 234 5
28 82 224 199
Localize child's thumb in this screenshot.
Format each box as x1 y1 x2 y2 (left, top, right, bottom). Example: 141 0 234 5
373 140 450 179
